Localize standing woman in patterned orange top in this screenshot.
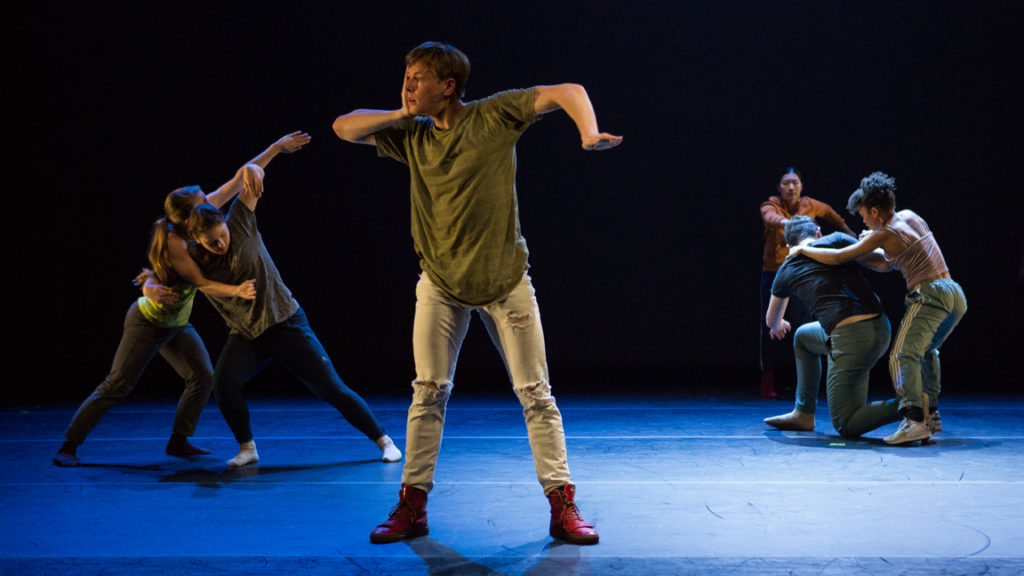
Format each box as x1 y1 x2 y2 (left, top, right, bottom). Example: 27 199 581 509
759 167 854 398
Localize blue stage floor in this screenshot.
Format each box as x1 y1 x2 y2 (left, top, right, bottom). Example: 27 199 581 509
2 393 1023 575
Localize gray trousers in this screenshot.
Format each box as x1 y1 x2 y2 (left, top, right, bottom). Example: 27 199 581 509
64 301 213 444
890 279 967 411
793 315 900 437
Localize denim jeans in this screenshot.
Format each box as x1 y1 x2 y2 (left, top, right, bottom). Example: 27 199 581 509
793 315 900 437
890 279 967 411
65 301 213 444
213 308 386 444
402 274 571 495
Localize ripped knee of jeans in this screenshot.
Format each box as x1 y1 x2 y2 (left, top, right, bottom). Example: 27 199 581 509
506 311 534 332
514 380 555 412
411 379 453 406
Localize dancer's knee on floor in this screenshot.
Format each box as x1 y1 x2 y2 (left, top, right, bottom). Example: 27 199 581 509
833 419 861 439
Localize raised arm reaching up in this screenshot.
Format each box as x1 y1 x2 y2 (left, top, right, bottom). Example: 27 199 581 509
206 131 310 207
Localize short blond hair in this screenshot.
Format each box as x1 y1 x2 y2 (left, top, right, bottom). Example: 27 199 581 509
406 41 471 98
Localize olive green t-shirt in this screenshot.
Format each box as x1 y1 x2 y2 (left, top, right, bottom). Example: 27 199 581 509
375 89 539 306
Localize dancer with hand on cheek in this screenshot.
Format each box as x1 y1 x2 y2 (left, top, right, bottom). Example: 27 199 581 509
333 41 621 544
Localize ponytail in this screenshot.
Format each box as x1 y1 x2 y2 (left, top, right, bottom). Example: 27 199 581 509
138 185 209 287
138 217 176 285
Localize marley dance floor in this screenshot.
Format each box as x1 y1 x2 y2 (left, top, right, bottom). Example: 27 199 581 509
2 392 1023 575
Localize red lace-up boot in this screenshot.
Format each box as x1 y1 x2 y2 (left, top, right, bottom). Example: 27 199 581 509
370 485 429 543
547 484 599 545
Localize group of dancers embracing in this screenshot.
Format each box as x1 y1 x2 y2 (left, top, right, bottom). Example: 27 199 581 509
761 168 967 445
52 41 623 545
53 130 402 469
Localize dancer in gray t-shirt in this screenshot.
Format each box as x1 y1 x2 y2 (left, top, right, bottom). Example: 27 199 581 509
186 140 401 468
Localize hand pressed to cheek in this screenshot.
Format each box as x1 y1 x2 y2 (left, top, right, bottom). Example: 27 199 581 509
403 63 455 117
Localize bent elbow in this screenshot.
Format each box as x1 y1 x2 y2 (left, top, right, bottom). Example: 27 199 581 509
331 116 350 141
563 83 586 100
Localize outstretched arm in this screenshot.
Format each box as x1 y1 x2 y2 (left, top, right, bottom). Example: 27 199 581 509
760 203 787 229
533 84 622 150
788 231 889 265
854 249 893 272
206 131 311 208
166 234 257 299
820 203 856 237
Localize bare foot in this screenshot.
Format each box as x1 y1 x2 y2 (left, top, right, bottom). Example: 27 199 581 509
764 409 815 431
166 434 212 457
53 451 81 467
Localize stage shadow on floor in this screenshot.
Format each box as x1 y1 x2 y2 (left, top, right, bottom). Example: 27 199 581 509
763 430 993 454
405 536 583 576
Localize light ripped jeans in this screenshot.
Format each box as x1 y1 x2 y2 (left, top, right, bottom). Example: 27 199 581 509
402 273 571 495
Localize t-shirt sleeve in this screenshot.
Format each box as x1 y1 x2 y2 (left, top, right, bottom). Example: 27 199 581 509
374 117 421 164
771 262 793 298
480 89 539 132
227 197 258 241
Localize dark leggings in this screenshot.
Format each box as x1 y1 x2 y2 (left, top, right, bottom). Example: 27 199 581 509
213 308 385 444
66 302 213 444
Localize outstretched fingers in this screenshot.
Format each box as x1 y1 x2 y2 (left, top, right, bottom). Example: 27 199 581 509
277 131 311 153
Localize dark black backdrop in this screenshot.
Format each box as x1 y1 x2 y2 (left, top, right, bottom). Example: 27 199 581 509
13 1 1023 404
